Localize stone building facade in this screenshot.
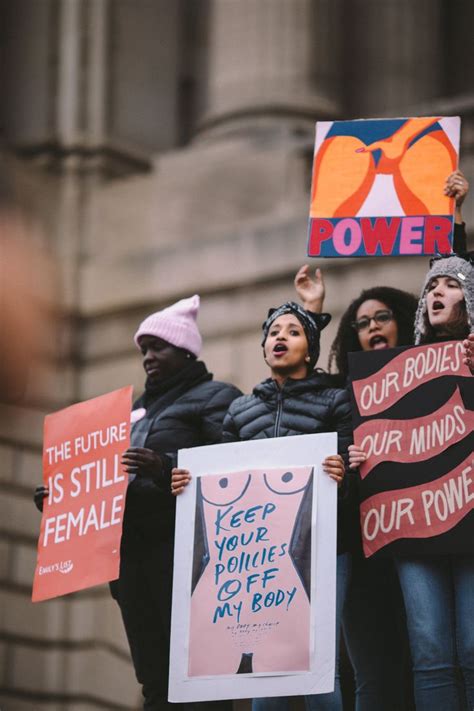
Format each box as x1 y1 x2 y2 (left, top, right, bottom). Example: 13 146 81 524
0 1 473 709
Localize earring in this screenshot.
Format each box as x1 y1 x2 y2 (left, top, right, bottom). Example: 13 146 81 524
305 355 311 363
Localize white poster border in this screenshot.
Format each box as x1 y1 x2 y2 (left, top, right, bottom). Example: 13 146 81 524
169 432 337 702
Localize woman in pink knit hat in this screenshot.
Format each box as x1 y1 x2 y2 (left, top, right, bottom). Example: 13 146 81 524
118 295 241 710
36 295 240 711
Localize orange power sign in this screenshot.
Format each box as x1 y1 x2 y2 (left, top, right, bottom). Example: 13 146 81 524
32 386 133 602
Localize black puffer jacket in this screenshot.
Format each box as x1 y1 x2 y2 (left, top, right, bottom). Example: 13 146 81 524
122 360 241 549
222 370 354 552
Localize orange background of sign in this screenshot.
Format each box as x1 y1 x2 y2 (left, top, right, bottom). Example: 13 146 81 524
32 386 133 602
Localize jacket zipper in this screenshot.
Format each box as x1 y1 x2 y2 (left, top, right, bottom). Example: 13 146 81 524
273 387 283 437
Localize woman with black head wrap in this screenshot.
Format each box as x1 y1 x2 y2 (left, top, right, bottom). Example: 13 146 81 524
173 300 354 711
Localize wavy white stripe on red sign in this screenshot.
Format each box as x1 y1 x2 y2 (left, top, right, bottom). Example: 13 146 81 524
352 341 469 417
361 452 474 557
354 387 474 478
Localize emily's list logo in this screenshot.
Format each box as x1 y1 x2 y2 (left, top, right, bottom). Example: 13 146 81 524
38 560 74 576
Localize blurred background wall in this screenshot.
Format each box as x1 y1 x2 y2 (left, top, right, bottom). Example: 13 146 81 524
0 0 473 709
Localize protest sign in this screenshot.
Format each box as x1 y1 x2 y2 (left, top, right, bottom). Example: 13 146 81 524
308 117 460 257
189 466 313 676
169 433 337 702
349 342 473 557
32 386 133 602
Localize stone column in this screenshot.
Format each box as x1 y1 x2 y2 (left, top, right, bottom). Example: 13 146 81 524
198 0 344 134
55 0 83 146
348 0 444 115
84 0 110 149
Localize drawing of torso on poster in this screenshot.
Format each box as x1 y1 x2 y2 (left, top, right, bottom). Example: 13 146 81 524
308 117 461 258
169 433 337 703
189 465 313 677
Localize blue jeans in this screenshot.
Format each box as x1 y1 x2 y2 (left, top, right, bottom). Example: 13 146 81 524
252 552 351 711
395 555 474 711
342 554 413 711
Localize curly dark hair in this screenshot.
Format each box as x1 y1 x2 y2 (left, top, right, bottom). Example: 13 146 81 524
328 286 418 382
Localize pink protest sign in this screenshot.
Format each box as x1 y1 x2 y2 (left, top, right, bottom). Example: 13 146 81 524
32 386 132 601
170 433 337 703
188 466 314 676
308 117 460 257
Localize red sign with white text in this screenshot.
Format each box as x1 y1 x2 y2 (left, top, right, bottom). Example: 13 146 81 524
32 386 132 602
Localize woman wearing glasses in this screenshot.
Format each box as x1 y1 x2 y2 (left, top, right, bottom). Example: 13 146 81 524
298 275 417 711
328 288 418 386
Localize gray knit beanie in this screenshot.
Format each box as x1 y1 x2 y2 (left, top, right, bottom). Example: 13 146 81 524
414 254 474 344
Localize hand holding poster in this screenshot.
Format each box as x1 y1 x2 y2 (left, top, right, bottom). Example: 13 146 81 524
349 342 473 557
32 386 133 602
308 117 461 257
170 434 337 703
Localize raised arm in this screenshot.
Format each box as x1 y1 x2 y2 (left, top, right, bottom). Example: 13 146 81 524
444 169 469 227
294 264 325 313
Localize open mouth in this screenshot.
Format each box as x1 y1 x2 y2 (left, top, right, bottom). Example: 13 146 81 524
432 300 444 312
273 343 288 354
369 335 388 349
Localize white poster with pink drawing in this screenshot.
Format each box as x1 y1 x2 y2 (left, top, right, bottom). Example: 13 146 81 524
169 433 337 702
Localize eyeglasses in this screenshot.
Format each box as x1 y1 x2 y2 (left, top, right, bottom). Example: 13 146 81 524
351 309 394 332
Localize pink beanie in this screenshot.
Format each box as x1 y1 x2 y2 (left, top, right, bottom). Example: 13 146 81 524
133 295 202 357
